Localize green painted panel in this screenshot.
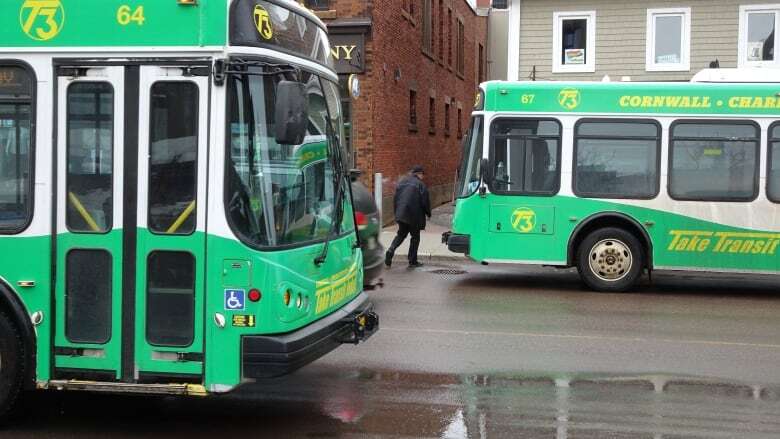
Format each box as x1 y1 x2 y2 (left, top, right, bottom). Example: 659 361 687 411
489 204 555 235
0 0 227 48
0 235 52 382
454 193 780 272
134 229 205 377
54 230 124 377
484 82 780 116
204 232 362 390
222 259 250 287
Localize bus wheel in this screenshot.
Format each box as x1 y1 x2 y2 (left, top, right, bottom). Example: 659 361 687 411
0 310 25 423
577 227 644 292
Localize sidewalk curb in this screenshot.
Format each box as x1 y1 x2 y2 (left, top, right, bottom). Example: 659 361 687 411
389 253 468 263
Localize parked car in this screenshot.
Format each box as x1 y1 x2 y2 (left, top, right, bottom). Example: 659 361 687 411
350 171 384 289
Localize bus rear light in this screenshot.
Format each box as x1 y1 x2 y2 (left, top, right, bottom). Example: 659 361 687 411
248 289 262 302
283 290 291 306
355 211 368 230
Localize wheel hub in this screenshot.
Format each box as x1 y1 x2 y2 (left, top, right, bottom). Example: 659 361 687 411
589 239 633 282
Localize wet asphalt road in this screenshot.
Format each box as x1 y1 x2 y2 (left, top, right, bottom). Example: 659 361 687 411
5 262 780 438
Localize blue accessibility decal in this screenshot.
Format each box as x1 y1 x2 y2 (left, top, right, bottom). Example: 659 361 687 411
224 289 246 311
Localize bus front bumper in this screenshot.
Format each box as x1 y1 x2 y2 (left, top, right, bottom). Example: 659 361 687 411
443 231 470 255
241 292 378 379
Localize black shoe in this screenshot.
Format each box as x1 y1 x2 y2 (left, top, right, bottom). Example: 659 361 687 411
408 261 424 268
385 251 393 268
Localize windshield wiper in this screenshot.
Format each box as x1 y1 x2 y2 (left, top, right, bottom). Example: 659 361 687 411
314 122 347 266
223 58 301 78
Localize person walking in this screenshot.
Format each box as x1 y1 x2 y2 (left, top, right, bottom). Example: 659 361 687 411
385 165 431 268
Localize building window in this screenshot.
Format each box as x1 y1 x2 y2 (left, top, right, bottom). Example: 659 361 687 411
739 5 779 67
438 0 445 61
669 122 760 201
423 0 433 55
457 19 465 76
448 8 454 67
444 101 451 136
409 89 418 131
574 120 661 199
646 8 691 72
552 11 596 73
429 96 436 134
492 0 509 9
304 0 330 11
478 43 485 83
457 106 463 139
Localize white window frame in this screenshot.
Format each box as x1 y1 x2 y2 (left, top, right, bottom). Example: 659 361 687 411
738 4 780 68
646 8 691 72
552 11 596 73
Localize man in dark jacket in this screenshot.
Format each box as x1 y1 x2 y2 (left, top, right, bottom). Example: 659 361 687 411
385 165 432 268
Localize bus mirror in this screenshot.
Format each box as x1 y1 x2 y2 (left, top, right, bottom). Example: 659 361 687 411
349 169 363 182
275 80 309 145
479 158 489 196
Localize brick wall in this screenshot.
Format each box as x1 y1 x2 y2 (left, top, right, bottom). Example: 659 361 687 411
318 0 487 223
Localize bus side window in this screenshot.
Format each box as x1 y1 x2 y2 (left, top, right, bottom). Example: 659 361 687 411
0 64 34 233
768 123 780 203
489 118 560 196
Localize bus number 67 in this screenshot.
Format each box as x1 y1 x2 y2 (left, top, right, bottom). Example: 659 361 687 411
521 94 535 104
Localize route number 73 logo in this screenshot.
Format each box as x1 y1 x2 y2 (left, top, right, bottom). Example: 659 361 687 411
20 0 65 41
511 208 536 233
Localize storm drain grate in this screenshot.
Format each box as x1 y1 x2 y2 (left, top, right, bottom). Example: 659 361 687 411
430 268 468 275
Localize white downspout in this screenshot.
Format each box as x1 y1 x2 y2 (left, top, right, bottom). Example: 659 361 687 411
507 0 521 81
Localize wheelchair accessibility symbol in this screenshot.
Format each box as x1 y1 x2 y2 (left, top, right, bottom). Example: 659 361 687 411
224 289 246 311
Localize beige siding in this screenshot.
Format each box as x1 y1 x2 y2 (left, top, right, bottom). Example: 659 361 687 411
517 0 773 81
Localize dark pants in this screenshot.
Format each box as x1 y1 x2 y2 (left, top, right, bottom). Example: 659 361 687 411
388 221 421 263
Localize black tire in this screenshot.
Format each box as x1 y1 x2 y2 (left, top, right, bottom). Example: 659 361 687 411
576 227 645 293
0 310 25 424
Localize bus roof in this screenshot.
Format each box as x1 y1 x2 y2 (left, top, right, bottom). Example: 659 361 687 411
1 0 326 54
481 80 780 117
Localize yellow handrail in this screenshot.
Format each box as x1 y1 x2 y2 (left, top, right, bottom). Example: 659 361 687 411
167 200 196 234
67 192 100 232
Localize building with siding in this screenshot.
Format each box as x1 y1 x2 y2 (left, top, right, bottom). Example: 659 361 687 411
302 0 489 221
493 0 780 82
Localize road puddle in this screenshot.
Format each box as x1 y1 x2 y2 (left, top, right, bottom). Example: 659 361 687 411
6 367 780 438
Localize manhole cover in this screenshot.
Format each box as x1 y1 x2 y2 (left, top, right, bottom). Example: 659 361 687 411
430 268 468 275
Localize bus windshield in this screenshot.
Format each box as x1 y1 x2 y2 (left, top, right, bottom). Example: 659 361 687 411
226 67 345 248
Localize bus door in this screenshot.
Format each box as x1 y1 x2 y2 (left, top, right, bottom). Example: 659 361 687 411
54 66 126 376
134 66 209 377
53 64 209 381
488 119 561 262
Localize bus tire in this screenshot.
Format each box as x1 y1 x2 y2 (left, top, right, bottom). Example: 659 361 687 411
576 227 644 292
0 309 25 424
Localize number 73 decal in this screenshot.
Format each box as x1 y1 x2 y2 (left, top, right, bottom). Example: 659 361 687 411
20 0 65 41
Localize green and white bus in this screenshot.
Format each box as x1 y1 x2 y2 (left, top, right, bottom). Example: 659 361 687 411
445 70 780 292
0 0 378 419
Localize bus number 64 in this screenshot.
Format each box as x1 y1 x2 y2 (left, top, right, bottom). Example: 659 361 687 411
117 5 145 26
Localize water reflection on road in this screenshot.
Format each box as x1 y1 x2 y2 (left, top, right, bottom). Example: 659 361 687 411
7 366 780 438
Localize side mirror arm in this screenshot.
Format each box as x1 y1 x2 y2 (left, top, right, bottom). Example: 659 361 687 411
478 157 489 197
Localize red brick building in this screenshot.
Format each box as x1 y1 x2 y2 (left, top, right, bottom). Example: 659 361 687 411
304 0 490 221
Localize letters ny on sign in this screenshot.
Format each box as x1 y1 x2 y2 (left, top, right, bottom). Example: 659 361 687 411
329 34 365 74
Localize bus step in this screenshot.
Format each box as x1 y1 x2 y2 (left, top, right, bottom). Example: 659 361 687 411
42 380 208 397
